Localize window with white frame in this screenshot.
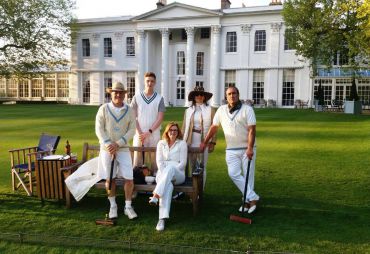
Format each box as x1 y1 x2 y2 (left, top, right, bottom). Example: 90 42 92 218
19 79 29 98
126 37 135 56
224 70 236 99
104 72 112 102
253 70 265 104
127 72 136 102
284 29 296 50
196 52 204 76
45 77 55 98
82 39 90 57
57 73 69 98
282 69 295 106
177 51 185 75
177 80 185 100
0 78 6 97
82 72 90 103
323 86 332 105
358 79 370 104
31 79 42 97
254 30 266 51
104 38 112 57
195 81 203 88
226 32 237 53
7 79 17 97
181 29 187 40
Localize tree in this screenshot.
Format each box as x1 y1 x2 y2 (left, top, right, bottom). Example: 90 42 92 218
0 0 76 77
282 0 369 76
349 78 359 101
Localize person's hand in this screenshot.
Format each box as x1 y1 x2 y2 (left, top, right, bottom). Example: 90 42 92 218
200 142 207 152
139 132 150 143
208 143 215 153
246 147 253 160
106 143 119 156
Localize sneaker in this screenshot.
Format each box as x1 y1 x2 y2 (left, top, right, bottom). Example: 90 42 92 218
156 219 165 231
124 206 138 219
109 205 118 219
149 196 159 206
238 203 249 213
248 200 257 214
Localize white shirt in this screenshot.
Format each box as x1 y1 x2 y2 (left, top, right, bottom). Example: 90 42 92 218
213 104 256 149
156 139 188 172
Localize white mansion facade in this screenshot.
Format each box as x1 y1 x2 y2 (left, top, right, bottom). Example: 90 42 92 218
69 0 314 107
1 1 368 106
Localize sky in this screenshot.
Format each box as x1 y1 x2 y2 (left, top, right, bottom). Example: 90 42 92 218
75 0 273 19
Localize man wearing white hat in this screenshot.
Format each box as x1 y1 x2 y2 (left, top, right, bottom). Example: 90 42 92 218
95 81 138 219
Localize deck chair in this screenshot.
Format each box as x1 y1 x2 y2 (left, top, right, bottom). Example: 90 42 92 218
9 133 60 196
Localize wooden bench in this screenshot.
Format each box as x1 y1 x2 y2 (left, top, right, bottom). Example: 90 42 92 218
61 143 204 216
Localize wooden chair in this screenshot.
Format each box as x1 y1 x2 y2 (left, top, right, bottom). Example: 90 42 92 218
9 133 60 196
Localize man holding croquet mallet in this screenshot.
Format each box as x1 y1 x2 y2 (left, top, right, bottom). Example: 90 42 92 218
201 86 259 214
95 81 137 220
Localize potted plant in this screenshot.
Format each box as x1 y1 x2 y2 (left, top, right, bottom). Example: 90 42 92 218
315 79 325 112
344 78 362 114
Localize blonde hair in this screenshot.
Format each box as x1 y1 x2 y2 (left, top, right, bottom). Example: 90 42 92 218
162 122 183 144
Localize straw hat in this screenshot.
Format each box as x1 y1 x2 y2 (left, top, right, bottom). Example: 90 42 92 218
188 86 213 102
106 82 127 93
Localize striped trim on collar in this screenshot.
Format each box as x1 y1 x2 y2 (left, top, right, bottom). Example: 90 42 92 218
106 104 129 123
140 91 157 104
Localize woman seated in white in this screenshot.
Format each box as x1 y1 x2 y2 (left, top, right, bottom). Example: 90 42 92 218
148 122 188 231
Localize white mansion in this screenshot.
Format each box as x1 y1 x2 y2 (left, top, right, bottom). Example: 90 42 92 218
1 0 369 106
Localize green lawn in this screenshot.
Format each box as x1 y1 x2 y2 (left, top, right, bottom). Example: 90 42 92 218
0 104 369 253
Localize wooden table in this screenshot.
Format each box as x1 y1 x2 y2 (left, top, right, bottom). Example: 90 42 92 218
35 155 71 203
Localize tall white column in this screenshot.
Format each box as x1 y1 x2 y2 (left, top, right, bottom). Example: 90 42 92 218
159 28 169 105
241 24 253 99
185 27 195 106
210 25 222 106
136 30 146 93
268 22 282 103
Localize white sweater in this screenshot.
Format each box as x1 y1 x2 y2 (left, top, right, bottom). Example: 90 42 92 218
95 102 136 151
213 104 256 149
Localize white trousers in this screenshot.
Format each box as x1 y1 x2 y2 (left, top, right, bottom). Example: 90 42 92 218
225 148 259 202
154 164 185 219
190 132 208 190
97 149 133 180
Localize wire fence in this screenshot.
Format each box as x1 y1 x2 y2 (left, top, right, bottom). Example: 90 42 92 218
0 232 300 254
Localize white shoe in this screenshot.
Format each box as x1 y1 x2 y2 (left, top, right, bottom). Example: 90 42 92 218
156 219 165 231
109 205 118 219
124 206 138 219
248 205 256 214
238 204 249 213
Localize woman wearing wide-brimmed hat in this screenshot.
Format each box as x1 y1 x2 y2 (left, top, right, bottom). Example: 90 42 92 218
181 86 216 190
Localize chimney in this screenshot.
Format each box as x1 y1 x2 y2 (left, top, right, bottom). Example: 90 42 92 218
221 0 231 9
156 0 166 9
269 0 282 5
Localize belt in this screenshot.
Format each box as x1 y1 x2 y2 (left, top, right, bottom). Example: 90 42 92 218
192 128 202 134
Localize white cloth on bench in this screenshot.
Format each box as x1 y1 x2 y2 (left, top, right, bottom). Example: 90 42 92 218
65 157 102 201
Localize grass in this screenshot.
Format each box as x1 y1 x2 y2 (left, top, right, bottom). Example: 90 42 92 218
0 104 369 253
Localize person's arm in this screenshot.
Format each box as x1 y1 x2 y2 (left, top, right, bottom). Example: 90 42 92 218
246 125 256 160
208 107 217 152
131 96 143 134
200 125 218 151
176 141 188 171
156 141 166 171
116 109 136 147
95 105 118 155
